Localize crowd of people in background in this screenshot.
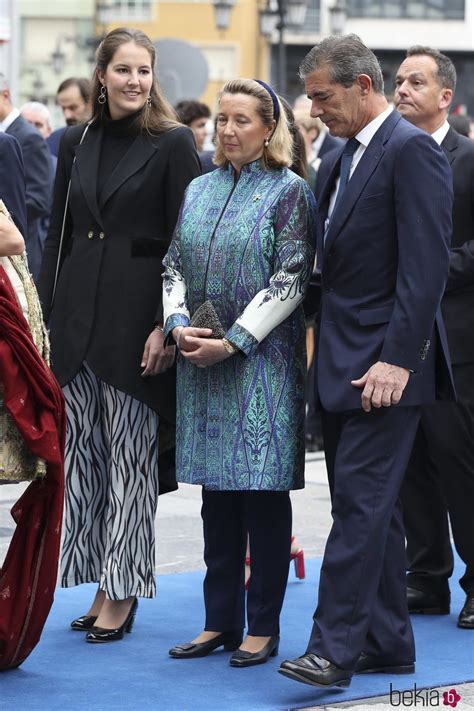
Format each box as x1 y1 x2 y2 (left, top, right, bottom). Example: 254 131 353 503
0 27 473 696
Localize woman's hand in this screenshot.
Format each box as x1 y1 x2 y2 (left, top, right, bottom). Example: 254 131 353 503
172 326 213 352
180 336 233 368
141 329 175 376
0 214 24 256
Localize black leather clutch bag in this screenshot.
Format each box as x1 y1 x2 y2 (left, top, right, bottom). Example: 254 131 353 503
189 300 225 339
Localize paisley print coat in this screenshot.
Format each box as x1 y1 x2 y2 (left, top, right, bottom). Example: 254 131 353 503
163 160 316 491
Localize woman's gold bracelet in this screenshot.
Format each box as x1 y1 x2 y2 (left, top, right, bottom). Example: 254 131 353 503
222 337 238 355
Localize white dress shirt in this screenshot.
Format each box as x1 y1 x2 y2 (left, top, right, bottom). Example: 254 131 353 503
0 107 20 133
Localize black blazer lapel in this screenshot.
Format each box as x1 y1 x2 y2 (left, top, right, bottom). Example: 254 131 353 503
75 126 104 228
98 133 158 210
324 111 401 254
441 126 458 166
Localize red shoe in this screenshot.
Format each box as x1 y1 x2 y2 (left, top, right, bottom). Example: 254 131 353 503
245 538 305 589
290 536 305 579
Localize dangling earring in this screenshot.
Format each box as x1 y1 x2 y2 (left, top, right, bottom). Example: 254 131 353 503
98 85 107 105
146 95 152 107
264 137 270 147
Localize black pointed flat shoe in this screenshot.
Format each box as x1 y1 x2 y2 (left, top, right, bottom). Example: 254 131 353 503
169 631 243 658
229 636 279 667
85 599 138 643
70 615 98 631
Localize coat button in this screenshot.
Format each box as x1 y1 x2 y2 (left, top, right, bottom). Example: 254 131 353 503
88 231 94 239
99 232 105 240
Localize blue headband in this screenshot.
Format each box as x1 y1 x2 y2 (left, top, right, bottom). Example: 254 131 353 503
253 79 280 122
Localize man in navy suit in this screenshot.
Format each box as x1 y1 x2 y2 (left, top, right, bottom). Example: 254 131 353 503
279 34 454 689
395 47 474 629
0 74 52 281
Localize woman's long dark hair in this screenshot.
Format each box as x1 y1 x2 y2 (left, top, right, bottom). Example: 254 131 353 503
91 27 180 135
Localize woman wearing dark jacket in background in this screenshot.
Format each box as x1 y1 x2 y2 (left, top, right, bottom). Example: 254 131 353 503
38 27 200 643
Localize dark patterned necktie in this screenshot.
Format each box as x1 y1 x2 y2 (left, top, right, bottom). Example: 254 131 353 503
330 137 360 222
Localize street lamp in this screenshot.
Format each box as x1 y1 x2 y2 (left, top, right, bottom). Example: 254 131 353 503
50 34 102 75
329 0 347 35
210 0 307 95
258 0 308 95
212 0 238 31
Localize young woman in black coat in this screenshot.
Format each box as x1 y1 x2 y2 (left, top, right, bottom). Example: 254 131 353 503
38 27 200 643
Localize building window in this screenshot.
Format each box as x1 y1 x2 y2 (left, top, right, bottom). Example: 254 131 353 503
347 0 464 20
97 1 154 23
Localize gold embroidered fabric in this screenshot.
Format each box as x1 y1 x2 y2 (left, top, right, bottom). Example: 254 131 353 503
0 199 49 484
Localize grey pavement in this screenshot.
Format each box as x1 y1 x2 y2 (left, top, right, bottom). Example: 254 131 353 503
1 453 472 708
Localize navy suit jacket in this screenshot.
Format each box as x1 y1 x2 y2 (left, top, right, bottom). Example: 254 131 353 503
6 115 53 280
315 110 454 412
0 132 27 236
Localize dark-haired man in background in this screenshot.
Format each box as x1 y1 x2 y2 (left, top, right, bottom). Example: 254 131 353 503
47 77 92 157
395 46 474 630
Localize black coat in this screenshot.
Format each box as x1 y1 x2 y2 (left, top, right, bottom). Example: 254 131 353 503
441 128 474 396
38 121 201 490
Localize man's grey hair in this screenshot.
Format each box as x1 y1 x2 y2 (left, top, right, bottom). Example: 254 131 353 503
299 34 384 95
20 101 52 129
405 45 457 93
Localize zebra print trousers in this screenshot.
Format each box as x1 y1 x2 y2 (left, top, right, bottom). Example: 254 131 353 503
60 363 160 599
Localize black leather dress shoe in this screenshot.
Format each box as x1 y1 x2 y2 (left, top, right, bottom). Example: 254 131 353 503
85 599 138 643
278 653 352 688
169 631 243 659
70 615 97 631
458 592 474 629
229 636 279 667
355 652 415 674
407 586 450 615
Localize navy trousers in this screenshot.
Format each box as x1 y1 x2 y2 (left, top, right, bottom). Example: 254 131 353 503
306 406 420 670
201 489 292 636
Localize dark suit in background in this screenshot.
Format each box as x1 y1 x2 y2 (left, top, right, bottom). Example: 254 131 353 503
317 130 343 158
46 126 66 158
402 127 474 608
6 115 53 281
0 132 27 235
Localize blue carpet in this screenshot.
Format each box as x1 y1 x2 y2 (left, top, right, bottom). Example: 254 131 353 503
1 558 472 710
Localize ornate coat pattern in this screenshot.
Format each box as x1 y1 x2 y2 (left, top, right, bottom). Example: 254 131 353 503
163 161 316 491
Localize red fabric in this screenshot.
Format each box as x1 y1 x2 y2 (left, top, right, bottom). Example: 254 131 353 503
0 266 65 670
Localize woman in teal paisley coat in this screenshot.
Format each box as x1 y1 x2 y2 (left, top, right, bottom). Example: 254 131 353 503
163 78 316 667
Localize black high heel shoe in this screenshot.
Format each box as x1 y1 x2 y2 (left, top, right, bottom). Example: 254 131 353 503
169 631 243 659
229 636 279 667
85 599 138 643
70 615 98 631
